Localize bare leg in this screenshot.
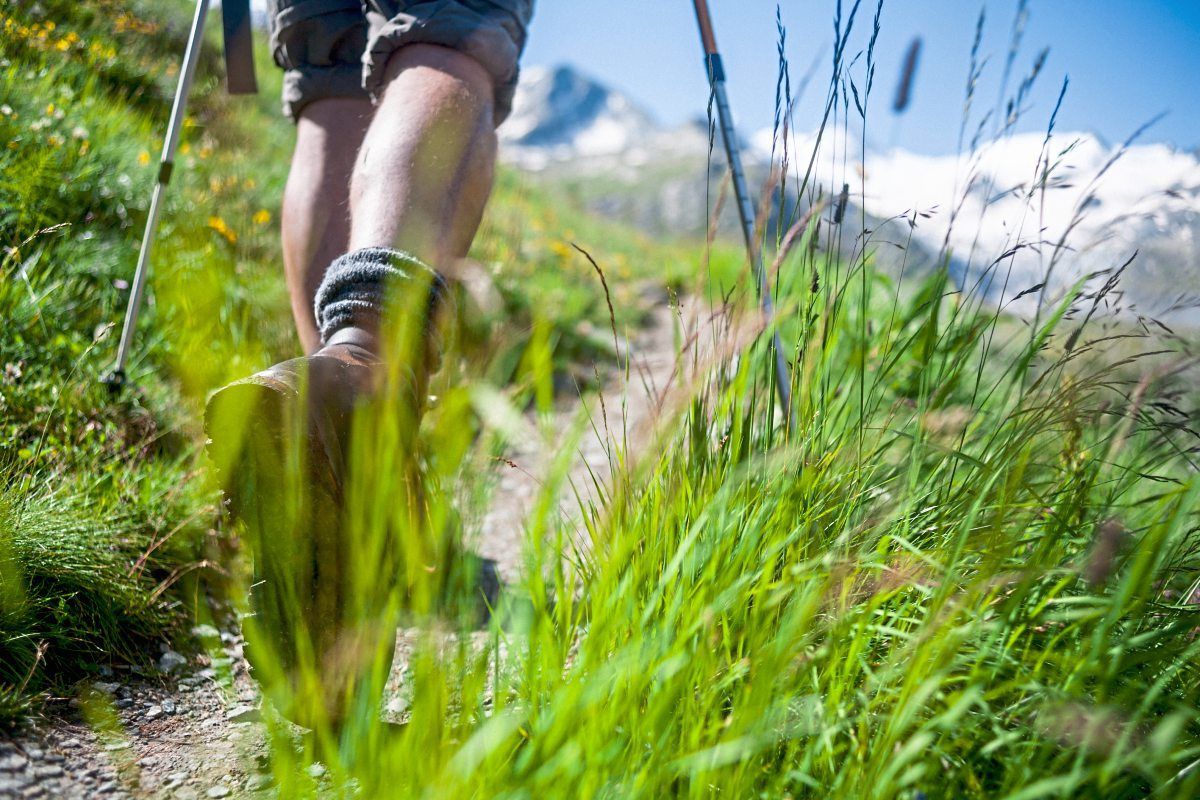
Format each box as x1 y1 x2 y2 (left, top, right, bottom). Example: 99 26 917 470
281 97 373 353
206 46 504 727
349 43 497 272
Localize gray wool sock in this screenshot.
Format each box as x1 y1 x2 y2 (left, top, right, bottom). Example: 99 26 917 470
313 247 446 346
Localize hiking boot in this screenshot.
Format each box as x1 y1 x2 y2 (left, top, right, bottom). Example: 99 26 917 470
205 330 380 509
204 331 383 718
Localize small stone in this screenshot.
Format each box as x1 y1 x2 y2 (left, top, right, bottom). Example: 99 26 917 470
0 776 27 794
94 782 119 795
20 784 46 799
102 741 130 752
175 789 200 800
206 785 232 798
159 650 188 673
225 704 259 723
93 681 120 695
162 699 177 714
306 763 326 779
145 706 163 721
191 624 221 640
33 765 63 780
0 751 28 770
245 774 272 791
23 749 42 760
59 739 81 749
115 697 134 709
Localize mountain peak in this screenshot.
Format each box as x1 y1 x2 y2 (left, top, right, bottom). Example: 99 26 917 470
500 64 662 168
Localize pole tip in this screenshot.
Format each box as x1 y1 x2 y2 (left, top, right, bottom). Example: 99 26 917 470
100 369 127 395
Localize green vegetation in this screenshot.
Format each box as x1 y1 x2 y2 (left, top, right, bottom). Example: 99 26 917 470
0 0 680 725
2 1 1198 798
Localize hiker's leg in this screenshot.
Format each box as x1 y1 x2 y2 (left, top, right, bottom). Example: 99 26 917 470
348 44 496 268
310 1 532 348
266 0 371 351
282 98 372 353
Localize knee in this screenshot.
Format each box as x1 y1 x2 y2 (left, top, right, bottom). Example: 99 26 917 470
381 43 495 100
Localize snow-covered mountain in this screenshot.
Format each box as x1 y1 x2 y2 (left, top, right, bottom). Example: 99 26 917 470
840 133 1200 318
500 65 709 171
501 65 1200 323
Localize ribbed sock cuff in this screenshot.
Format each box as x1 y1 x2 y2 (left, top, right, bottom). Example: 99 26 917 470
313 247 446 346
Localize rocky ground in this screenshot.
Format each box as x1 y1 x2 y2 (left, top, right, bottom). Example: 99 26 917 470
1 300 702 799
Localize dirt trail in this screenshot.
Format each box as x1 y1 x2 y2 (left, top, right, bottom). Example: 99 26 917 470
2 301 698 799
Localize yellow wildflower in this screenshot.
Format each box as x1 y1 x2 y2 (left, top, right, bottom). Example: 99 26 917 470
252 209 271 226
137 151 151 166
207 216 237 245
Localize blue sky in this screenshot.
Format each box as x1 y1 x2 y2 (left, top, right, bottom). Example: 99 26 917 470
521 1 1200 156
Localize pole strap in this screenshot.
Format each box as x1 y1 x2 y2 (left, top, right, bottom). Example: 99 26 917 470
222 0 257 95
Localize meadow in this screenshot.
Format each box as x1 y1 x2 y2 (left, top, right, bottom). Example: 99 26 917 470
1 1 1198 798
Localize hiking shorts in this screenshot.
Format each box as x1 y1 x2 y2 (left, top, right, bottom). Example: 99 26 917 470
266 0 533 125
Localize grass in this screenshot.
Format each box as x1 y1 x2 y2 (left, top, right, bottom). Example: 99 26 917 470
2 0 1199 798
0 0 682 725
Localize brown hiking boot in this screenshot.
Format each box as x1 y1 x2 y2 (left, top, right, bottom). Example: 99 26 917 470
204 333 383 721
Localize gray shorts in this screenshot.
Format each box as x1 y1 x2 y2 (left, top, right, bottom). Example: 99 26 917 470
266 0 533 125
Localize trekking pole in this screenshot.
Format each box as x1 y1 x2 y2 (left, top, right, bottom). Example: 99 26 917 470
102 0 221 391
691 0 793 421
